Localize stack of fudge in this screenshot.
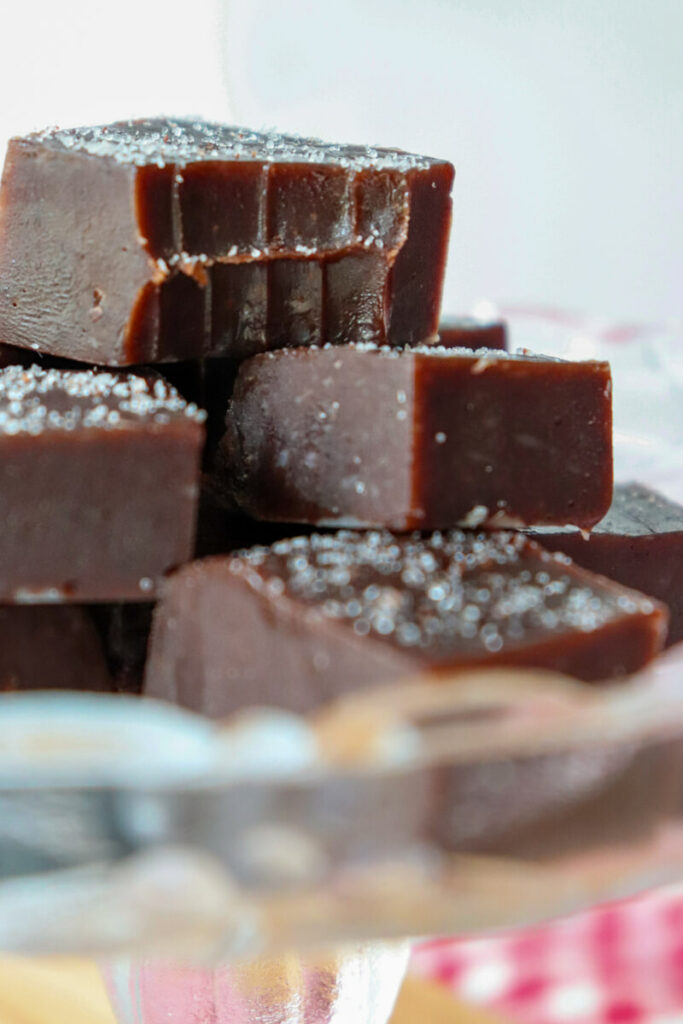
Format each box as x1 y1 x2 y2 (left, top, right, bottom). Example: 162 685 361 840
0 117 680 712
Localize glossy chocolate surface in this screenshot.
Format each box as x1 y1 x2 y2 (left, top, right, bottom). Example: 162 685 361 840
0 120 453 364
529 483 683 646
145 530 666 717
222 344 613 530
0 366 204 601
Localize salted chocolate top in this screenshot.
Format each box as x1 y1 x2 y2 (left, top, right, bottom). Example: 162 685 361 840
0 365 206 434
230 530 659 663
35 119 438 173
145 527 666 718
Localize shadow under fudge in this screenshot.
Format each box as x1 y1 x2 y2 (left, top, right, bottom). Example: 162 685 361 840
0 119 453 365
0 604 153 695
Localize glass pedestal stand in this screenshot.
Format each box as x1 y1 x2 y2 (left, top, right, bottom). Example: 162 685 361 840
104 944 410 1024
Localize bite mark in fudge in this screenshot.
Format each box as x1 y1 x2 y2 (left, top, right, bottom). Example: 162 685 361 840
221 344 613 530
0 366 204 601
0 119 453 364
528 483 683 646
144 530 666 717
436 317 507 351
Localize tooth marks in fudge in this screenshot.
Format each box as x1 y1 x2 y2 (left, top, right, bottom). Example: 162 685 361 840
0 120 453 363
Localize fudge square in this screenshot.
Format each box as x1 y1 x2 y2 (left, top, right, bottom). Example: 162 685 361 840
437 316 507 351
528 483 683 646
144 530 666 717
0 365 204 601
0 119 453 365
221 344 613 531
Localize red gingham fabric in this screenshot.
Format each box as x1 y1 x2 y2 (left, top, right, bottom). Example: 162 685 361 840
412 886 683 1023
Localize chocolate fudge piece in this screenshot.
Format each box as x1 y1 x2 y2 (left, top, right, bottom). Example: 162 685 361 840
437 317 507 351
528 483 683 646
432 734 682 860
0 119 453 365
222 344 613 530
144 531 666 717
0 606 111 692
0 366 204 601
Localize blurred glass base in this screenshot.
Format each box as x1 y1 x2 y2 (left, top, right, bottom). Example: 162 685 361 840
103 943 410 1024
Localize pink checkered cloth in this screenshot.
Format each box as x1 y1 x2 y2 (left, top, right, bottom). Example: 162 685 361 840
412 886 683 1023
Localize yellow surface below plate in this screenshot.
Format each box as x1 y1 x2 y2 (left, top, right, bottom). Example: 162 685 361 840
0 957 504 1024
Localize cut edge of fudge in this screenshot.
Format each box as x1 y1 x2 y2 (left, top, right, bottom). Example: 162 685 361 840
0 120 454 364
221 343 613 531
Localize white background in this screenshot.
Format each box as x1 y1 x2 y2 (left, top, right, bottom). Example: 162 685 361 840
0 0 680 323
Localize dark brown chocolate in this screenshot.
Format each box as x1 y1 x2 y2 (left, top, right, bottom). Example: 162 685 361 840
437 317 507 351
433 735 682 860
0 602 154 694
0 340 63 369
90 603 154 693
144 530 666 717
160 357 238 459
0 365 204 601
529 483 683 646
0 605 111 692
0 120 453 365
221 344 613 530
193 492 314 559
